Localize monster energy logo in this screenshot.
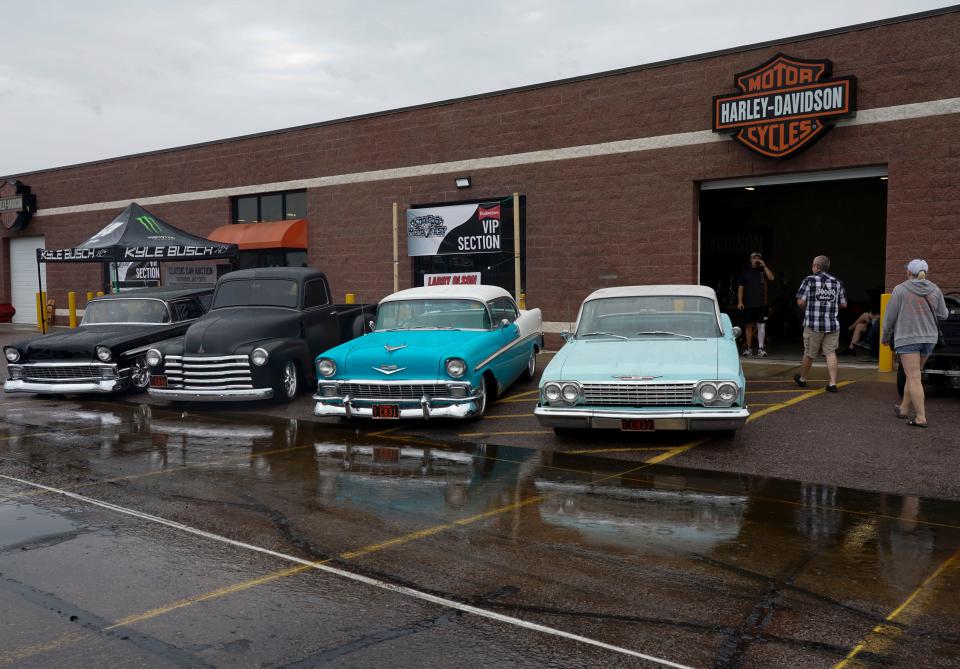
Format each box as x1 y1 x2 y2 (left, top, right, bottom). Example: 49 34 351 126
137 215 163 234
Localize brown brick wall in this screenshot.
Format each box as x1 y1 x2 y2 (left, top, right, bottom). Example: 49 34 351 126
1 11 959 321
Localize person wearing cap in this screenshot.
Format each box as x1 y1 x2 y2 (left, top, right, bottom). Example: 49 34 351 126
794 255 847 392
881 259 949 428
736 251 775 357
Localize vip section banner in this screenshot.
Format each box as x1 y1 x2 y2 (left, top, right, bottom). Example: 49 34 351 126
407 201 506 256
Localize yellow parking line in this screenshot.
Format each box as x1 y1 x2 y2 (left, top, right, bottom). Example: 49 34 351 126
458 430 552 437
494 397 540 404
497 389 540 402
748 381 854 423
748 403 779 407
643 439 709 464
834 548 960 668
562 447 675 454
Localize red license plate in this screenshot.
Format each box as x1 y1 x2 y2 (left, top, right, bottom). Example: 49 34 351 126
372 404 401 419
150 375 168 388
621 419 655 432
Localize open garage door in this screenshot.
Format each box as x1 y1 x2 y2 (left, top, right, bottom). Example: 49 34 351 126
699 169 887 359
9 236 46 325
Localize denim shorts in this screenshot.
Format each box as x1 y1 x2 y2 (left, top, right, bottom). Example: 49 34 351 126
895 342 934 355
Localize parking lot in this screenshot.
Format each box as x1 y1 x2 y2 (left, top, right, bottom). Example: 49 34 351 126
2 334 959 668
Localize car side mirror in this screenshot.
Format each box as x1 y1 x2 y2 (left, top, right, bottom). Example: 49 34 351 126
732 326 742 340
499 318 511 329
368 320 376 332
561 331 572 343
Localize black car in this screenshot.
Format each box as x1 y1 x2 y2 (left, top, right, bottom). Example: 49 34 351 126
898 292 960 394
147 267 375 403
3 287 213 395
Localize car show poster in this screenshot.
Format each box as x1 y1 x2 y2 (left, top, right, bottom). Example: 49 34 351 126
113 260 161 290
423 272 481 287
407 201 504 256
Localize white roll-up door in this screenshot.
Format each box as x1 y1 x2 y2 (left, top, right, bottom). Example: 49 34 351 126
9 237 46 325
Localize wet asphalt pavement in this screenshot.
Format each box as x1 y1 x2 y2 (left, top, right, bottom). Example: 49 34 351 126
2 368 960 667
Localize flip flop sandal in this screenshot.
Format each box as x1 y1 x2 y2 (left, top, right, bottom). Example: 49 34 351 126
907 418 928 428
894 405 908 419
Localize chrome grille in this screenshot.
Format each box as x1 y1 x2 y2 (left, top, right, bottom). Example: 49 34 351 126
338 383 451 400
20 365 103 382
165 355 253 390
582 382 696 406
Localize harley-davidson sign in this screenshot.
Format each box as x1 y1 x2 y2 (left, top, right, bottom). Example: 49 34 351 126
712 53 856 159
0 180 37 231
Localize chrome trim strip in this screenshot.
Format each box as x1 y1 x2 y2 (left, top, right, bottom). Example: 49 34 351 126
181 363 249 369
321 379 472 387
314 401 476 419
473 332 541 372
12 361 115 368
180 355 248 362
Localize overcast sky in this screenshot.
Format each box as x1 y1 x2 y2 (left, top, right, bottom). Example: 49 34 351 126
0 1 952 176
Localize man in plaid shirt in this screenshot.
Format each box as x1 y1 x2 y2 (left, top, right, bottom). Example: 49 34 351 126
794 255 847 392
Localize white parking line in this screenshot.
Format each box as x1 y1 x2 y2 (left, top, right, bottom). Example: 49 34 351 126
0 473 695 669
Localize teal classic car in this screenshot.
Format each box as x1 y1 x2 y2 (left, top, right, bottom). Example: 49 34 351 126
313 285 543 420
534 285 748 434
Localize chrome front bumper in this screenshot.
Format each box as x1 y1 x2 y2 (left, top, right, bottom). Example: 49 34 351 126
534 406 750 431
148 388 274 402
314 400 478 420
313 381 481 420
4 379 120 394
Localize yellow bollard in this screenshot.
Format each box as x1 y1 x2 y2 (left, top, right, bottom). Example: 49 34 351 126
68 292 77 328
519 292 526 310
345 293 356 304
86 291 94 303
96 291 104 297
878 293 893 372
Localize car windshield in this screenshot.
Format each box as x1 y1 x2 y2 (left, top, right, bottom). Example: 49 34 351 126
213 279 299 309
376 299 491 330
576 295 721 339
81 299 170 325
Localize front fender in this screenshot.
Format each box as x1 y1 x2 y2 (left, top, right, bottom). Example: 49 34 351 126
252 338 312 379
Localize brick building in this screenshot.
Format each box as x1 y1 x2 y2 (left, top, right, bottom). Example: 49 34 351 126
1 7 958 337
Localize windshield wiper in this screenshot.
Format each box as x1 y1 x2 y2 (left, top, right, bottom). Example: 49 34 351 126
581 331 628 340
635 331 694 340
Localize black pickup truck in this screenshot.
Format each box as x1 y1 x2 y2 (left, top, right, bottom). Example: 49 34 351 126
146 268 375 402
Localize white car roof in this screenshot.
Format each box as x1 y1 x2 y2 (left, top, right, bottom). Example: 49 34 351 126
583 285 718 302
380 285 513 304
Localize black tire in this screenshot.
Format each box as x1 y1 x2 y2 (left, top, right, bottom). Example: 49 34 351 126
274 360 299 403
127 356 151 393
519 347 538 383
468 375 489 421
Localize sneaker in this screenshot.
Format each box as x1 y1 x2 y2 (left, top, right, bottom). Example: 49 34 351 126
826 384 839 393
742 349 755 357
793 374 807 388
757 349 768 358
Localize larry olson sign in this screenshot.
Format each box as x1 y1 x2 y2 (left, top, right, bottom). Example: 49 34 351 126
712 53 856 159
423 272 481 287
407 202 503 256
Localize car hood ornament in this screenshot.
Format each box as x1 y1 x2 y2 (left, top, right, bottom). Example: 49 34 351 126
374 364 406 375
384 344 407 353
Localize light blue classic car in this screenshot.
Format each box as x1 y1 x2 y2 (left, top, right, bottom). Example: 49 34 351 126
534 285 748 434
313 285 543 420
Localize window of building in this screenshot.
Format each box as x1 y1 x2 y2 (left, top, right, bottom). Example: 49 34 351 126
233 190 307 223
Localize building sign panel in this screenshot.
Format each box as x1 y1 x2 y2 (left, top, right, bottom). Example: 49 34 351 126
407 202 503 256
423 272 481 287
0 180 37 231
165 264 218 288
711 53 856 159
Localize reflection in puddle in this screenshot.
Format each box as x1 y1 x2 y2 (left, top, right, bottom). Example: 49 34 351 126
0 500 79 549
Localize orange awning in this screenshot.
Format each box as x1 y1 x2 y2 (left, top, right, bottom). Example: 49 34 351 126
208 219 307 251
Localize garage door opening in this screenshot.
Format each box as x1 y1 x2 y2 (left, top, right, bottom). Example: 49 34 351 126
699 173 887 360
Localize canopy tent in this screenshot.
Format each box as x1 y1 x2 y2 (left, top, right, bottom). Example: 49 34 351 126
33 202 237 332
37 202 238 263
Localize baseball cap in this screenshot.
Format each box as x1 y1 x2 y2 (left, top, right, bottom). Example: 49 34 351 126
750 251 763 259
906 258 929 274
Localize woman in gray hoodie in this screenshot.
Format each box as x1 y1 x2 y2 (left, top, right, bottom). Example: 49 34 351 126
881 259 949 427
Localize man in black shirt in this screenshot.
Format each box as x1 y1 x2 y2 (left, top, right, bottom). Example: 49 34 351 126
737 251 775 357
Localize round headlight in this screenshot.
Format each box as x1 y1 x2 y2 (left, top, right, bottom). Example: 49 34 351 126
698 383 718 402
251 348 269 366
145 349 162 367
445 358 466 379
543 383 561 402
718 382 738 402
561 383 580 403
317 358 336 378
4 347 20 363
96 346 112 362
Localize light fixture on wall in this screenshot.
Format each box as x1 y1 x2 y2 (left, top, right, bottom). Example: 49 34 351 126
455 176 472 189
744 186 755 191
